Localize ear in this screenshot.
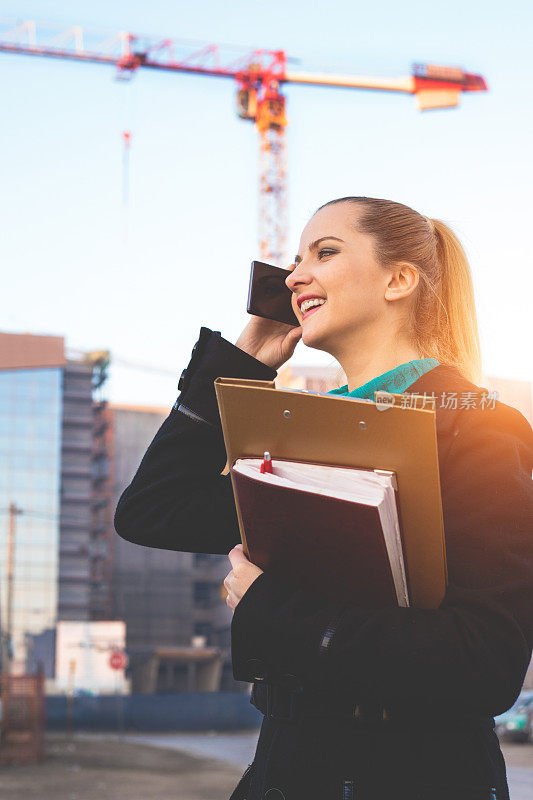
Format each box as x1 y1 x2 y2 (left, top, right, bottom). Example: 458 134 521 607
384 262 419 303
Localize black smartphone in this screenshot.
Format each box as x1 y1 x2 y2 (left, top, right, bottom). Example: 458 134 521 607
246 260 299 327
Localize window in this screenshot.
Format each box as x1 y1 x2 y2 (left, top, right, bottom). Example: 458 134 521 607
194 622 212 643
193 581 212 608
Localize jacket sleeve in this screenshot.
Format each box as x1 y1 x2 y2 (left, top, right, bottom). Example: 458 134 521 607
113 326 277 555
231 405 533 716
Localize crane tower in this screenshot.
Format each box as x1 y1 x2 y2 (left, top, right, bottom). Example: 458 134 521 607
0 20 488 265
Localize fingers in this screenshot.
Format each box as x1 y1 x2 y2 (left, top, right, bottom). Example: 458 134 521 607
285 326 302 353
228 544 248 568
223 571 235 607
224 569 237 611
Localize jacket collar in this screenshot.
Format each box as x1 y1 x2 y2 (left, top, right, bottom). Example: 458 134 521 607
403 364 486 440
407 363 481 394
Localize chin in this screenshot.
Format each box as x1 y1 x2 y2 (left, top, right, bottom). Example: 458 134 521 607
301 323 332 354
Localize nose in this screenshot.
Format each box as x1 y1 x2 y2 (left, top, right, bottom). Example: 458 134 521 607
285 261 312 294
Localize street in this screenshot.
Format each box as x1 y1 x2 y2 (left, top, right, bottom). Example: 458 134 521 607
3 731 531 799
126 729 533 799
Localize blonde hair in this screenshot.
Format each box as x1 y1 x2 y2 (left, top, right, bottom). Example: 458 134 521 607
316 197 483 386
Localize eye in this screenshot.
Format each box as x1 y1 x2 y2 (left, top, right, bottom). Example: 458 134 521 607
318 248 336 259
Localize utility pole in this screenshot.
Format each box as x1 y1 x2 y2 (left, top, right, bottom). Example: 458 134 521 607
1 502 23 676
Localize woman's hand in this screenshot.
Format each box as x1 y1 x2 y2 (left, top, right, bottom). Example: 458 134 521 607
235 315 302 371
224 544 264 612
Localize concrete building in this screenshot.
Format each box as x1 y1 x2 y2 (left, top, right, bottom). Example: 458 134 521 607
0 331 114 677
110 404 232 693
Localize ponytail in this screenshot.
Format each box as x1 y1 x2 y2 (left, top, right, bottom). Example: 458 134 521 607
423 218 482 385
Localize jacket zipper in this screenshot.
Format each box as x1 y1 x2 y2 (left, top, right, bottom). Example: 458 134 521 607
176 403 214 427
342 779 355 799
319 608 345 654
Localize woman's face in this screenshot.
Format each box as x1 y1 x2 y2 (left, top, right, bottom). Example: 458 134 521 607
285 203 394 356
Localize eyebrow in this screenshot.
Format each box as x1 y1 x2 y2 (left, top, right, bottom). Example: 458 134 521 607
294 236 344 264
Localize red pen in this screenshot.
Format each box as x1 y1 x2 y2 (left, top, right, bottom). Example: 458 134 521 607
260 451 273 474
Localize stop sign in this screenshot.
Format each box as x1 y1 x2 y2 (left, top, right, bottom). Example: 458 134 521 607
109 651 128 670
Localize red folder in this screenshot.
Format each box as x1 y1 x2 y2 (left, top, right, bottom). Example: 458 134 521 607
232 462 401 606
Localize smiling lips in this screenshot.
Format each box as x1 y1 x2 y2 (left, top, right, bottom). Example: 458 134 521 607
302 304 325 320
300 298 326 320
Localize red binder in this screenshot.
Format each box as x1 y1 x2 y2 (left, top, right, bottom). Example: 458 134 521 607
232 457 405 607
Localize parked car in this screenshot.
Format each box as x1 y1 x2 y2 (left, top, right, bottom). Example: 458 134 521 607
495 690 533 742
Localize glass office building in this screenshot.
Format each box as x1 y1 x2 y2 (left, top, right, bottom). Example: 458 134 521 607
0 367 63 672
0 332 112 677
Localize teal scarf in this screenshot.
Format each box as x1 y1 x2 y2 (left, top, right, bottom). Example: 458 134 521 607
327 358 440 400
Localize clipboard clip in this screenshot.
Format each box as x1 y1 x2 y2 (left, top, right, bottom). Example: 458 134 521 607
260 451 273 474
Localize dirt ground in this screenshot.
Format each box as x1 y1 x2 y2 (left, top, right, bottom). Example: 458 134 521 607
0 733 244 800
501 740 533 768
0 733 530 800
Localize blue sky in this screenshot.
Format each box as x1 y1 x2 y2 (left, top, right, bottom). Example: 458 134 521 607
1 1 532 407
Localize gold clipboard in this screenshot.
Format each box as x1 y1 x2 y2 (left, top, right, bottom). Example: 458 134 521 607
214 376 447 609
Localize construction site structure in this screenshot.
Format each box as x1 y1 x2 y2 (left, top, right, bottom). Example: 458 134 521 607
0 19 488 265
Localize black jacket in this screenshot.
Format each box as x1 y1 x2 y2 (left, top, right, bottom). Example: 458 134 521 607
114 326 533 719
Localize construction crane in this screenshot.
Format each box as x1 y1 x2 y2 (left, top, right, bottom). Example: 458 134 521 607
0 19 488 265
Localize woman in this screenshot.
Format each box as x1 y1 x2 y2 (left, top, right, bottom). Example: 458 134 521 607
114 197 533 800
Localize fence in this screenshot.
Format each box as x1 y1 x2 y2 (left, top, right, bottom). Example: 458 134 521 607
46 691 263 732
0 673 45 764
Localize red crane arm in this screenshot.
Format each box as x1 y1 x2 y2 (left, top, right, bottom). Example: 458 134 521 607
0 20 286 79
0 19 487 104
0 19 488 264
